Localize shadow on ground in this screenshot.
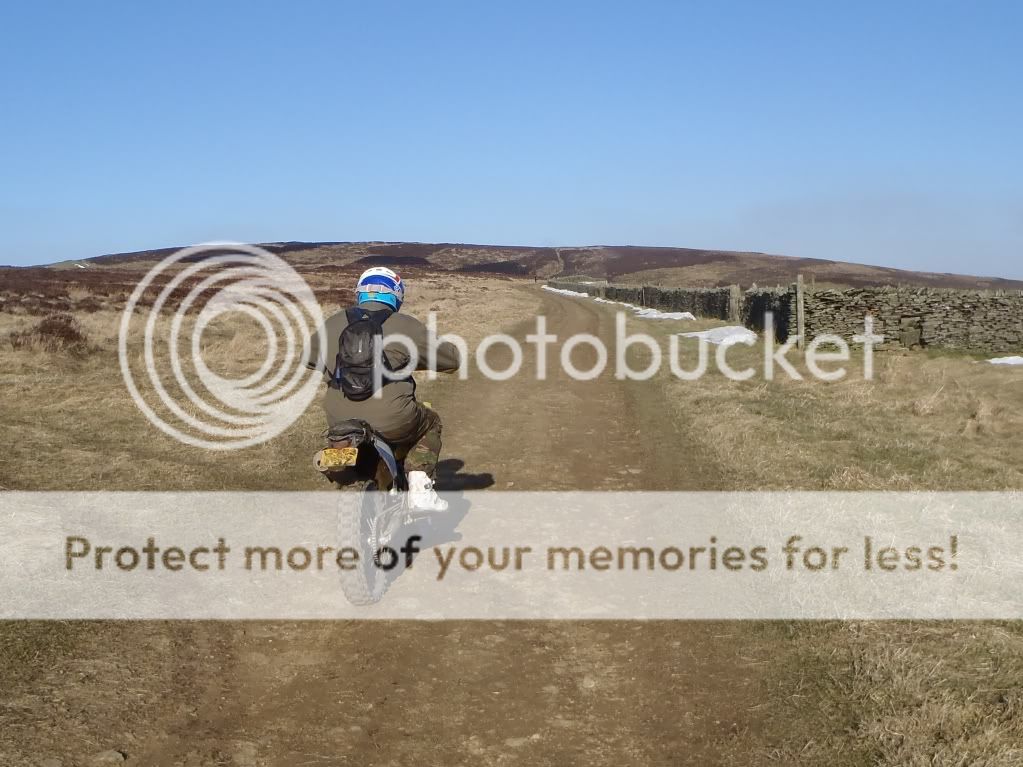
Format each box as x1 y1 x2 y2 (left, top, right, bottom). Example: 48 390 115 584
435 457 494 492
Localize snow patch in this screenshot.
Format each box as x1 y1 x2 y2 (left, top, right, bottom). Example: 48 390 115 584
633 307 697 321
988 356 1023 366
679 326 758 347
542 286 590 298
544 285 696 321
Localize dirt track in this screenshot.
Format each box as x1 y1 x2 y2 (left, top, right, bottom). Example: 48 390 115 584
8 288 770 765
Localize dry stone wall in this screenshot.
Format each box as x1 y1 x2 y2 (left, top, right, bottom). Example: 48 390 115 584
548 281 735 319
800 287 1023 353
742 288 793 339
548 279 1023 353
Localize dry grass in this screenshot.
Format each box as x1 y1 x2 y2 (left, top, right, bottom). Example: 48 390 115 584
651 328 1023 491
7 312 94 357
597 252 1023 291
616 263 857 290
713 621 1023 766
0 272 536 492
620 314 1023 764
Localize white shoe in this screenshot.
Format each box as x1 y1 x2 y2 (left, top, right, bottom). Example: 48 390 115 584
408 470 448 512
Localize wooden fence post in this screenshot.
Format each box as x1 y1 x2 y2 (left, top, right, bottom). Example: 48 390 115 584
796 274 806 350
728 284 741 323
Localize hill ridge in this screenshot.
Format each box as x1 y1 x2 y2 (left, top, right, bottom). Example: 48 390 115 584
41 241 1023 291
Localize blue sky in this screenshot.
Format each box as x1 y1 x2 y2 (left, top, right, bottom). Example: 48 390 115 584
1 1 1021 277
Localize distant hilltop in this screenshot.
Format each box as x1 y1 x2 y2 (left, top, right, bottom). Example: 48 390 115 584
54 241 1023 291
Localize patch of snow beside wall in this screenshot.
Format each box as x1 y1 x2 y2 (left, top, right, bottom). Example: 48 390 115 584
679 326 758 347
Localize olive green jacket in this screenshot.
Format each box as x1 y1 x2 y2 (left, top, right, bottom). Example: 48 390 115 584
307 302 462 439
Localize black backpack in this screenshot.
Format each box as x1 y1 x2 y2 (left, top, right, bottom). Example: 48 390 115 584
330 307 394 401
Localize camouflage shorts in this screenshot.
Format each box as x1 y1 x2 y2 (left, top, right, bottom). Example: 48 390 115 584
399 405 442 476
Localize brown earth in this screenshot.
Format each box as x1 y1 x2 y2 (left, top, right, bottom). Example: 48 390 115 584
124 291 760 766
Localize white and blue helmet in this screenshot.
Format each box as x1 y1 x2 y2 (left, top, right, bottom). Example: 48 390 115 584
355 266 405 311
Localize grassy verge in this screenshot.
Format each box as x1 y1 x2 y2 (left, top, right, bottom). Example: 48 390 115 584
623 311 1023 764
717 621 1023 766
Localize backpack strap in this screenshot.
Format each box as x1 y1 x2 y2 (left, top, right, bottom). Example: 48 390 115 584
346 306 393 324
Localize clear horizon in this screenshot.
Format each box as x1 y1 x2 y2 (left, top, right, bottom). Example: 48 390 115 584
1 1 1021 278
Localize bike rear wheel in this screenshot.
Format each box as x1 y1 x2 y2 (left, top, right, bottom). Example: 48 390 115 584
337 482 392 605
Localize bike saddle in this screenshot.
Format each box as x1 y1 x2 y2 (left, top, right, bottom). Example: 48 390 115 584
326 420 374 446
